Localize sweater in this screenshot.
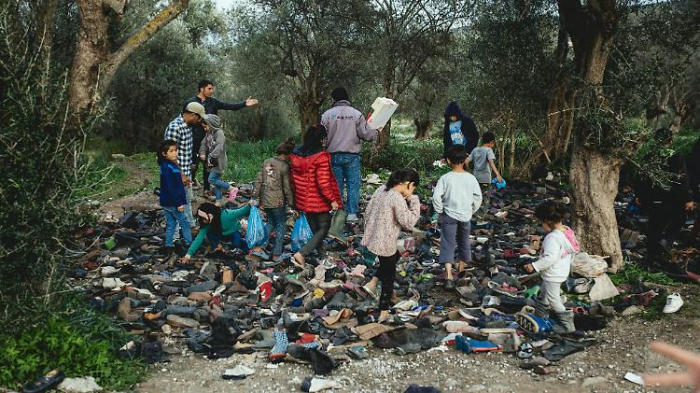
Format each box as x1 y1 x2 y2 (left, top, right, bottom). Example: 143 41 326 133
361 186 420 257
442 101 479 157
321 100 378 154
186 205 251 256
532 227 579 283
159 161 187 208
432 171 482 222
200 128 227 174
253 157 295 209
290 146 343 213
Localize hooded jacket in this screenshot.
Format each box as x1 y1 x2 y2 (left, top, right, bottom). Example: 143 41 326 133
443 101 479 157
532 227 579 283
290 145 343 213
253 157 295 210
200 115 227 174
321 100 378 154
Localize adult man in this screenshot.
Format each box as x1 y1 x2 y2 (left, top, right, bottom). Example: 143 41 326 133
321 87 378 223
183 79 259 192
165 102 208 224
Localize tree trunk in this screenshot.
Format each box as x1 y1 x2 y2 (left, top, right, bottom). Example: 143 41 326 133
376 119 392 151
569 143 624 271
69 0 190 115
558 0 622 271
508 126 516 174
298 99 320 136
414 118 431 139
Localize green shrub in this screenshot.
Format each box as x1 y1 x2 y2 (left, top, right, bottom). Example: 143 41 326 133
0 299 145 390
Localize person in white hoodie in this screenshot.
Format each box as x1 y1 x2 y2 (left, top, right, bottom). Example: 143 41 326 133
524 200 580 333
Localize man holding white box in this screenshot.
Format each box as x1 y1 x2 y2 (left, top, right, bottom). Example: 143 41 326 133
322 87 378 223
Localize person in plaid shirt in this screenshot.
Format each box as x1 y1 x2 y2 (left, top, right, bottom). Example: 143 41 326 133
164 102 208 224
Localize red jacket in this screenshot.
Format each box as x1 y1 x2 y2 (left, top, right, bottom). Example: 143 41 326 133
290 148 343 213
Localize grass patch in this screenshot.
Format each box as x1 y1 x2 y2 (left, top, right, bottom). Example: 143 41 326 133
0 297 145 390
610 263 676 286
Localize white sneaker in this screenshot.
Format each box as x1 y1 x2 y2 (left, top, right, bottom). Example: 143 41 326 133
663 293 683 314
347 214 358 223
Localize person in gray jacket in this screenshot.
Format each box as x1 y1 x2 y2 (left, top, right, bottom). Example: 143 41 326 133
321 87 378 222
199 115 232 204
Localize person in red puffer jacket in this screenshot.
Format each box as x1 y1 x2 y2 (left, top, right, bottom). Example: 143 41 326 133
290 124 343 267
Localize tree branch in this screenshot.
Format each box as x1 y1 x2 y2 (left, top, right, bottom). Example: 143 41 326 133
98 0 190 98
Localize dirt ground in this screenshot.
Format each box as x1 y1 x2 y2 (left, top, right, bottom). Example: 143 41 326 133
137 286 700 393
98 185 700 393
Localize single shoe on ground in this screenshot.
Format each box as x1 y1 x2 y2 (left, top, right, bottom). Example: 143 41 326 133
269 327 289 363
662 293 683 314
22 369 65 393
301 377 341 392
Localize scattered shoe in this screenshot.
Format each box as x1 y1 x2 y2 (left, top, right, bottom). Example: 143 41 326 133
662 293 683 314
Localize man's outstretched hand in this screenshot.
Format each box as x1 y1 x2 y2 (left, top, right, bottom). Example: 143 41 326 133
643 341 700 389
245 96 259 107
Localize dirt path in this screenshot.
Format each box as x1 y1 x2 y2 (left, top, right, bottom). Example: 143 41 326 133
137 290 700 393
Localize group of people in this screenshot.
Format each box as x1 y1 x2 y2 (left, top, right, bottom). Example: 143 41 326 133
155 81 582 331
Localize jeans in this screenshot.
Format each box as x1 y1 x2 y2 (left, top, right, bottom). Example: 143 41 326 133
438 213 471 264
378 252 399 310
163 206 192 247
207 231 248 253
265 207 287 256
208 171 230 200
299 212 331 257
331 153 361 215
184 185 194 225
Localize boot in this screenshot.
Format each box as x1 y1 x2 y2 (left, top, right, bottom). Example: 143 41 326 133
327 209 348 243
552 310 576 334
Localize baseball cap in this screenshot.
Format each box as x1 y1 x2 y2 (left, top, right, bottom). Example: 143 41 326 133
185 102 208 121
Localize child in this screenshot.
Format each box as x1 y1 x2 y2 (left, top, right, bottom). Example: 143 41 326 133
361 169 421 322
181 201 253 263
432 146 482 289
523 200 580 333
158 139 192 252
465 132 503 214
253 137 296 260
199 115 234 204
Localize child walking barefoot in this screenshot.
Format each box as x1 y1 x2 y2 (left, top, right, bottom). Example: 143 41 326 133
361 169 421 321
432 146 482 289
158 140 192 252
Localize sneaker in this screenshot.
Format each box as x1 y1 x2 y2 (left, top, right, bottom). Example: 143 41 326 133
347 214 359 223
662 293 683 314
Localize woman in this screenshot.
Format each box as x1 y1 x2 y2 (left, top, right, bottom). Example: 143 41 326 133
289 124 343 267
181 201 253 262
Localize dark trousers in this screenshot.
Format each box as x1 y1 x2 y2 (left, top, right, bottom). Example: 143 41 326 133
378 252 399 310
646 200 686 259
438 213 471 263
299 212 331 257
192 138 210 191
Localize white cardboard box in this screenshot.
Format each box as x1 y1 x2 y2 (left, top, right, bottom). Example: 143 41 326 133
367 97 398 129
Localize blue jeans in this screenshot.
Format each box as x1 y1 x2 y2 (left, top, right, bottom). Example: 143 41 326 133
265 207 287 256
208 171 230 200
163 206 192 247
331 153 361 215
207 231 248 253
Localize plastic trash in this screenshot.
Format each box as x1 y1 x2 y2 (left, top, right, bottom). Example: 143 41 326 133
291 214 314 253
492 178 507 189
245 206 268 249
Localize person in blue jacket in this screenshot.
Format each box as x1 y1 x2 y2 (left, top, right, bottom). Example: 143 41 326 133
442 101 479 160
158 139 192 251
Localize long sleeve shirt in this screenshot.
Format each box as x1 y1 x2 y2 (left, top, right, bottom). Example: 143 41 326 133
532 228 578 283
186 205 252 256
432 171 482 222
159 161 187 207
164 116 193 179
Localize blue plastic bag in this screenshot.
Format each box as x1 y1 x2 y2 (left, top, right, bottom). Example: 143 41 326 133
491 178 507 189
291 214 313 253
245 206 268 249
